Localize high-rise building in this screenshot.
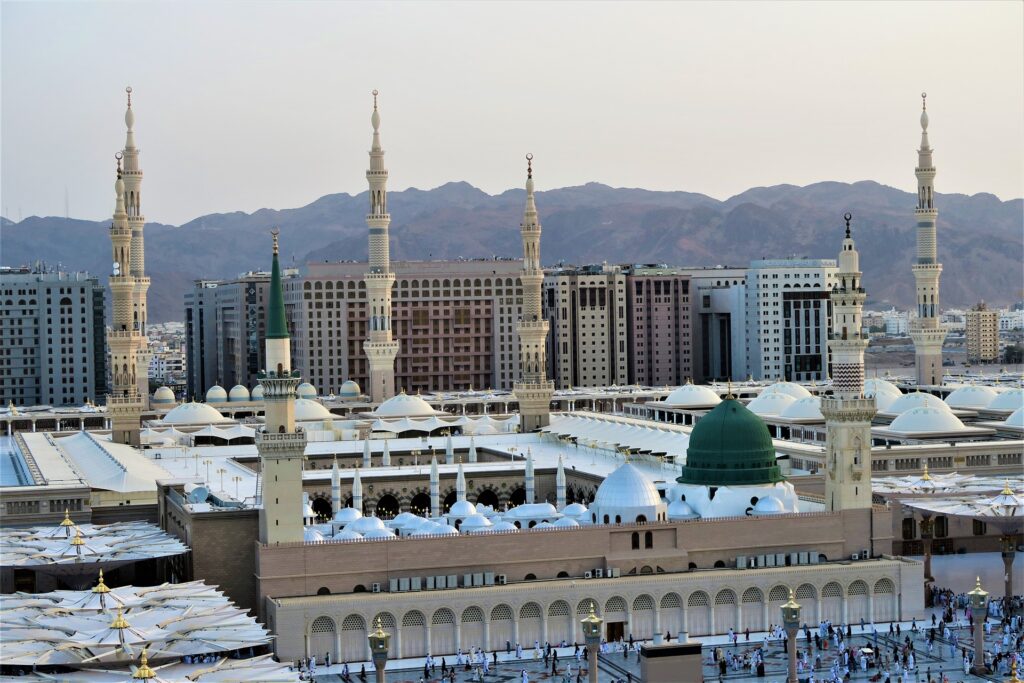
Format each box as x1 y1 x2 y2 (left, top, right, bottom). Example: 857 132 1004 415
965 302 999 362
513 155 554 431
745 259 837 382
909 93 946 386
106 87 149 446
362 91 400 404
822 214 874 511
257 231 306 545
285 260 523 395
688 267 748 382
0 267 107 407
543 263 629 389
184 272 273 399
622 265 693 386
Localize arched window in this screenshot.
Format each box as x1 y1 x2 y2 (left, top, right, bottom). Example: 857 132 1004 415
631 532 640 550
644 531 653 549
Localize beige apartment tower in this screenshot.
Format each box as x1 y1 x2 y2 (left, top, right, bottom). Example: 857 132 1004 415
965 303 999 362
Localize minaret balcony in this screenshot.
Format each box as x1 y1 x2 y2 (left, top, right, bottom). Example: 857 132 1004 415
363 271 396 283
518 320 549 331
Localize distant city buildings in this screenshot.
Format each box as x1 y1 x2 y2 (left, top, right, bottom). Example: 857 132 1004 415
965 302 1000 362
622 265 693 387
0 266 107 407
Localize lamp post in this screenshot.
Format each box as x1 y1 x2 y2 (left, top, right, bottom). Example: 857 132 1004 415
203 459 212 482
968 576 989 674
232 475 242 499
781 589 801 683
368 616 390 683
217 467 226 491
580 601 603 683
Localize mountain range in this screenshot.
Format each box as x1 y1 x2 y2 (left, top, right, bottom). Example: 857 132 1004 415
2 180 1021 323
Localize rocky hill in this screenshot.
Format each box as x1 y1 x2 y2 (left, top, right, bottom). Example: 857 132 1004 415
2 180 1020 322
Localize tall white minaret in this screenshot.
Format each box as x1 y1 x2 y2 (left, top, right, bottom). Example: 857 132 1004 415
822 214 876 512
525 449 535 504
556 454 566 511
456 461 467 503
909 92 946 386
445 432 454 464
513 155 554 431
121 87 151 409
429 456 440 518
352 466 363 515
362 90 400 403
468 437 478 463
331 457 341 516
257 231 308 544
382 438 391 467
363 438 372 468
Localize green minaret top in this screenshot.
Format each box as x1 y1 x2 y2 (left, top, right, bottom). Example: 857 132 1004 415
267 229 289 340
677 397 784 486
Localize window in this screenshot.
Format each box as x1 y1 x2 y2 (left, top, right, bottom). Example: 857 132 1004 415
901 517 916 540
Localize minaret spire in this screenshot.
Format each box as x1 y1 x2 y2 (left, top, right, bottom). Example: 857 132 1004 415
822 213 875 512
429 456 440 518
362 90 400 404
909 91 945 386
513 154 554 431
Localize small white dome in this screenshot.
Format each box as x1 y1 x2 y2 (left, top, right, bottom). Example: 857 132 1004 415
162 401 229 425
889 406 968 434
152 386 176 404
552 516 580 528
251 385 264 401
1005 407 1024 429
459 514 492 531
746 390 797 416
765 382 813 399
594 463 662 510
363 528 396 540
467 423 500 436
887 391 947 415
532 521 555 530
449 499 477 518
388 511 420 529
333 507 363 524
663 383 722 408
944 385 999 410
988 388 1024 413
340 380 362 399
667 499 699 520
751 496 787 515
504 502 559 518
228 385 250 402
780 396 823 420
347 516 386 534
206 385 228 403
561 502 589 519
331 528 363 541
412 522 459 537
864 379 902 411
373 391 438 418
490 521 520 532
296 382 317 400
303 527 325 543
294 398 333 421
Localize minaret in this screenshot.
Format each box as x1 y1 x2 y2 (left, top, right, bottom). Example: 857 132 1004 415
352 466 363 515
363 438 372 468
822 214 876 512
556 454 566 511
456 462 467 503
107 149 143 447
513 155 554 431
909 92 946 386
525 449 535 504
429 456 440 518
468 437 478 463
121 87 151 409
256 231 308 545
331 457 341 516
445 432 454 464
362 90 400 403
382 438 391 467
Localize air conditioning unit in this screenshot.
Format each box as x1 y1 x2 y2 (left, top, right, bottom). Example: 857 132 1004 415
584 571 593 579
862 549 870 560
594 568 604 578
496 574 507 585
851 553 860 561
371 582 381 593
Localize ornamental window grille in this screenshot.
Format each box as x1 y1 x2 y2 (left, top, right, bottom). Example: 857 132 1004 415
874 578 895 594
491 605 513 621
519 603 542 619
633 595 655 611
688 592 710 607
742 588 764 603
311 616 336 634
432 609 455 625
660 593 681 609
548 601 570 617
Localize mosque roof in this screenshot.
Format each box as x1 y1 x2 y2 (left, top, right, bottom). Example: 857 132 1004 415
886 391 946 415
372 391 441 418
152 386 175 404
294 398 333 421
745 390 797 417
205 385 227 403
251 385 265 401
162 402 229 425
779 396 824 421
266 242 289 340
340 380 362 398
593 463 662 510
888 406 969 435
677 397 784 486
987 388 1023 413
296 382 317 399
864 378 902 410
662 383 722 408
944 385 999 410
764 382 813 399
1007 407 1024 429
228 385 250 402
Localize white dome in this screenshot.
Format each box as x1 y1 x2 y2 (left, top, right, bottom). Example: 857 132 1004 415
490 521 519 533
552 516 580 528
333 507 362 524
504 502 558 519
667 499 699 520
331 528 363 541
532 521 555 530
1005 407 1024 429
388 511 420 529
887 391 947 415
594 463 663 510
561 502 589 519
449 500 477 518
751 496 787 515
663 383 722 408
467 423 500 436
373 391 438 418
347 516 386 534
765 382 813 399
864 379 902 410
162 401 229 425
152 386 175 404
228 385 250 402
944 385 1000 410
889 406 968 434
251 385 264 401
303 527 325 543
340 380 361 399
296 382 317 400
780 396 823 420
363 528 396 540
294 398 333 421
746 390 797 416
459 514 492 531
411 522 459 537
989 388 1024 413
206 385 227 403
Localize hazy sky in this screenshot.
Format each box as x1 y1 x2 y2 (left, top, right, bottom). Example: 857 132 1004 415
2 1 1022 225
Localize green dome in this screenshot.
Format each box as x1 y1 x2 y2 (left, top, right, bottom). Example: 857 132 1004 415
677 398 784 486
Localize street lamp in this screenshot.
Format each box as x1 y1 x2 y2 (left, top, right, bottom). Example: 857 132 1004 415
232 475 242 499
580 601 603 683
968 576 989 674
217 468 226 491
368 616 390 683
203 459 212 482
781 589 801 683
